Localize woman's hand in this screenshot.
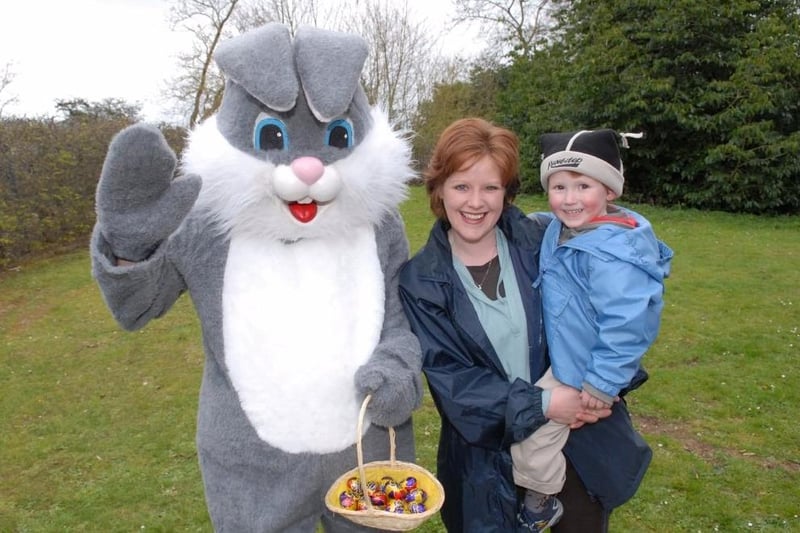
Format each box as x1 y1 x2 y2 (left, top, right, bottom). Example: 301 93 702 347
546 385 612 429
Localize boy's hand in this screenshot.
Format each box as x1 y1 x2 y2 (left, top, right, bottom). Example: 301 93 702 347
580 389 612 410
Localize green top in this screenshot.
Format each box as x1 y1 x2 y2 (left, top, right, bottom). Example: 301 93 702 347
452 227 531 383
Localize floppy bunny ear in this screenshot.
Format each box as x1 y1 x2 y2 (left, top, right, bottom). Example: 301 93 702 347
213 23 299 112
294 26 369 122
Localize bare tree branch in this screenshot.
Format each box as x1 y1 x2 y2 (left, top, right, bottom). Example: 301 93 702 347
0 62 19 117
166 0 240 127
349 0 444 128
233 0 331 34
162 0 446 129
452 0 554 59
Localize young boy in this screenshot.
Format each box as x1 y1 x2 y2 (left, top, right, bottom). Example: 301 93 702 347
513 129 674 531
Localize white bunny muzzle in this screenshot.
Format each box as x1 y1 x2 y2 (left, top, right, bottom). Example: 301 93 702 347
273 156 343 223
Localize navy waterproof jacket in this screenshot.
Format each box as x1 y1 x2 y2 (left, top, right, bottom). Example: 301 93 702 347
399 206 651 532
399 206 551 532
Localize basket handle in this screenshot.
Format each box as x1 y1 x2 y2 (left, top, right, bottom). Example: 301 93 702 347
356 394 397 511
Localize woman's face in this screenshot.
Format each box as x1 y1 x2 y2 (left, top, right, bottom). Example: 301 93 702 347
441 155 505 253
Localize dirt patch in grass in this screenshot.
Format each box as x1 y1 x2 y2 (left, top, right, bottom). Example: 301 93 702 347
637 415 800 474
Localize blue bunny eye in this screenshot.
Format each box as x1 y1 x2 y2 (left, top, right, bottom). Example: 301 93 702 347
254 117 289 151
326 119 353 149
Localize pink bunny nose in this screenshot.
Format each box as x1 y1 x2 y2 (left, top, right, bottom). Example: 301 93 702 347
291 157 325 186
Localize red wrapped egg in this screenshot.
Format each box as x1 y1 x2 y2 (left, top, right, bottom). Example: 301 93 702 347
369 491 388 509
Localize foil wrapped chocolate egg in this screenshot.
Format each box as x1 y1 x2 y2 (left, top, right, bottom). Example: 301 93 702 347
409 502 427 514
404 487 427 504
339 491 357 510
383 480 406 500
366 480 380 495
386 500 406 513
402 476 418 492
345 477 362 495
369 491 388 509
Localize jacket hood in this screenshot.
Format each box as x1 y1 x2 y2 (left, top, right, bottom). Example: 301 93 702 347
561 209 672 282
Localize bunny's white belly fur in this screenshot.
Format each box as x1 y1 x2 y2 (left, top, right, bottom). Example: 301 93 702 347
222 227 384 454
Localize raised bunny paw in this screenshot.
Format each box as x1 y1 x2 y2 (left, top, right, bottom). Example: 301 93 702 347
96 124 201 261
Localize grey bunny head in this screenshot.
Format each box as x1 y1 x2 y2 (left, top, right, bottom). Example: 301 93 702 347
213 23 373 167
183 23 413 243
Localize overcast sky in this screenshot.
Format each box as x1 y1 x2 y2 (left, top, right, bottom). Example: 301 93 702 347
0 0 482 122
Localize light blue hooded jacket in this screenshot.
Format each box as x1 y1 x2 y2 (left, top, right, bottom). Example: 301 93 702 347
535 207 673 401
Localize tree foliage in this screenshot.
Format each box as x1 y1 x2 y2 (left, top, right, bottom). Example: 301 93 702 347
411 63 504 170
54 98 143 122
0 101 187 269
497 0 800 213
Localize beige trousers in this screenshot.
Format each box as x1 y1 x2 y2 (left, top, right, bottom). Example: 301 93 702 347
510 367 569 494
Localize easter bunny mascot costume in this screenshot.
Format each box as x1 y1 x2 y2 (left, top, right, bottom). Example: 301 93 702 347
91 23 423 532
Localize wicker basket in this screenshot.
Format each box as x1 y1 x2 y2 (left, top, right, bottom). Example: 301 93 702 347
325 395 444 531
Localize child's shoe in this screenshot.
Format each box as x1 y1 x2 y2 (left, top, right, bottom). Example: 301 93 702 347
517 496 564 532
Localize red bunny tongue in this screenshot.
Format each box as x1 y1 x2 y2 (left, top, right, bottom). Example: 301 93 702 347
289 201 318 223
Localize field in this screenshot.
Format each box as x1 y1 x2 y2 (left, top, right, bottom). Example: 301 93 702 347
1 186 798 531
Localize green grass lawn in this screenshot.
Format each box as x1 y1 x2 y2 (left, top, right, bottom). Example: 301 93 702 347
2 186 798 531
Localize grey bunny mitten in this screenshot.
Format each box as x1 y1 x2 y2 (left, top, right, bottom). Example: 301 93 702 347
355 345 423 428
96 124 201 261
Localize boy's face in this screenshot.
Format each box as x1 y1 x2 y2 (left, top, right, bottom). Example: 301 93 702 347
546 170 617 228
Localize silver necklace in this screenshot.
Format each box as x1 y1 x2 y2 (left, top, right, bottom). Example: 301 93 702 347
476 257 495 289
